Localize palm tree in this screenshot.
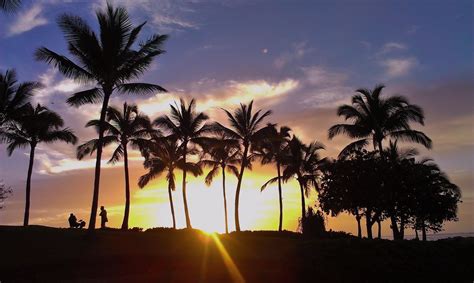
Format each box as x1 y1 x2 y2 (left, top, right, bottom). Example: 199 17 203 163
4 104 77 226
200 136 240 233
282 136 325 221
77 103 156 230
154 98 209 229
138 136 180 229
259 125 291 232
213 101 272 232
328 85 431 157
35 3 168 229
0 69 41 132
0 0 21 12
138 136 203 229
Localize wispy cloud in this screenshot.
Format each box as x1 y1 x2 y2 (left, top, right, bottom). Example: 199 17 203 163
93 0 198 32
380 57 418 78
274 41 312 69
298 66 352 108
7 4 48 36
377 42 407 56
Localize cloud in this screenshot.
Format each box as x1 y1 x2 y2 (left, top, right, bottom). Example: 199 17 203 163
138 78 299 117
274 41 311 69
295 66 353 108
380 57 418 78
7 4 48 36
376 42 407 56
35 68 84 105
407 25 420 35
93 0 198 32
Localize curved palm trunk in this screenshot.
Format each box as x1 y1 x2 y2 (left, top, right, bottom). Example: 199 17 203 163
168 177 176 229
182 141 192 229
298 178 306 222
23 144 36 226
234 144 249 232
222 166 229 234
88 91 111 230
121 144 130 230
277 161 283 232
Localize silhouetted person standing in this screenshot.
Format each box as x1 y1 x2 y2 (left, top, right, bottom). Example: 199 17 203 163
99 206 108 229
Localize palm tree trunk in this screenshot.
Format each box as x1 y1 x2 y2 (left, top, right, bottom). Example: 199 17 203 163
415 228 419 240
88 91 111 230
182 141 192 229
222 166 228 234
168 177 176 229
422 221 427 241
377 219 382 239
23 143 36 226
277 161 283 232
298 178 306 222
121 144 130 230
234 144 249 232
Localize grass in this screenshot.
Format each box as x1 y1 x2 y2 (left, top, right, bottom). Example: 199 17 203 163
0 225 473 282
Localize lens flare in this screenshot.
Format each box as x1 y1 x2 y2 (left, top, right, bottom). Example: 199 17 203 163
209 233 246 283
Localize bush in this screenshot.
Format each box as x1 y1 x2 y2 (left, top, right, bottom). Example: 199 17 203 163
300 208 326 237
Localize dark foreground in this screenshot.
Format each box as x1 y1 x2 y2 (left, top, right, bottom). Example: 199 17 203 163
0 226 473 282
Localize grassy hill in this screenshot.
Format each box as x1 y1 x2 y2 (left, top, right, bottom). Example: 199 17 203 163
0 226 472 282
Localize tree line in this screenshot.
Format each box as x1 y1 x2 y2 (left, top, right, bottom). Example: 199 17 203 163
0 3 460 239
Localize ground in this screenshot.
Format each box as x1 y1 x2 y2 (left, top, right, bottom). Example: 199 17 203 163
0 226 472 282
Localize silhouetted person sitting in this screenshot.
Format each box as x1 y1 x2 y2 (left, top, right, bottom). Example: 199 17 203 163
99 206 108 229
68 213 86 229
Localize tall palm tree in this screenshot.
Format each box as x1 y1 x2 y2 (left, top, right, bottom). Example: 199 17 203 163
213 101 272 232
77 103 156 230
138 136 180 229
4 104 77 226
282 136 325 221
328 85 431 157
0 69 41 131
200 136 240 233
259 125 291 232
154 98 209 229
0 0 21 12
35 3 168 229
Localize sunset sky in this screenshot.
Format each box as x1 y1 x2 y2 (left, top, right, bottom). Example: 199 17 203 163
0 0 472 236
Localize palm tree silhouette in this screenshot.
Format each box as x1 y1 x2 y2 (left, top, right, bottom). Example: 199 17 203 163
4 104 77 226
0 0 21 12
200 136 240 233
77 103 156 230
213 101 272 232
138 136 190 229
282 136 325 221
328 85 431 157
0 69 41 132
154 98 209 229
258 125 291 232
35 3 168 229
